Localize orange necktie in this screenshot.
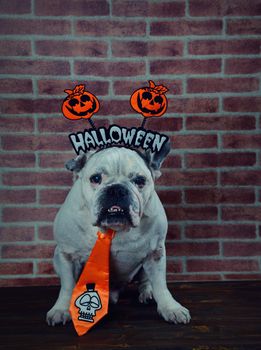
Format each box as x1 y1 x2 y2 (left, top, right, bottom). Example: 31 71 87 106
69 229 115 336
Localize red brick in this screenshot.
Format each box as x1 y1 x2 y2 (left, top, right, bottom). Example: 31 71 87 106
37 261 55 275
165 206 217 221
162 155 182 168
167 260 183 274
38 226 54 241
76 19 146 36
112 116 182 132
2 171 72 187
3 207 58 223
186 116 256 131
0 79 32 94
0 277 59 287
0 99 31 115
225 58 261 74
187 78 259 93
187 259 259 272
151 20 222 36
112 41 183 57
227 19 261 35
0 59 70 75
166 242 219 256
167 224 181 240
224 97 261 112
0 41 31 56
148 41 184 57
158 170 217 186
222 207 261 221
0 153 35 168
189 39 260 55
120 117 182 133
75 61 145 77
189 0 261 17
112 0 148 16
149 2 185 17
186 152 256 168
0 19 71 35
171 135 217 149
114 80 147 95
185 224 256 239
169 98 218 113
112 41 147 57
150 59 221 74
158 190 182 205
185 188 255 204
222 134 261 149
0 227 35 242
224 242 261 257
0 262 33 275
98 99 130 116
0 189 36 204
0 0 31 14
35 0 109 16
39 153 73 169
221 170 261 186
38 116 109 133
36 40 108 57
40 189 69 205
38 80 109 96
113 79 183 96
112 1 185 17
2 135 70 151
2 244 55 259
111 114 144 128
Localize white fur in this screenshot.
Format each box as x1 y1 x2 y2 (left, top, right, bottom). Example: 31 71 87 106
46 148 191 326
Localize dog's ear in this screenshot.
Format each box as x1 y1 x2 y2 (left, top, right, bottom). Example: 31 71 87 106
65 152 87 173
145 139 171 178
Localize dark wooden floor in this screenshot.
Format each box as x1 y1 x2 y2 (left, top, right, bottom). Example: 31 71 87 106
0 281 261 350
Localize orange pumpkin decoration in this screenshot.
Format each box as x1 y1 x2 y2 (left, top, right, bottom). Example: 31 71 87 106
130 80 168 118
62 84 100 120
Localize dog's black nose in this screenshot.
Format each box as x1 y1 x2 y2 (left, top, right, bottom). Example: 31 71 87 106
107 184 129 199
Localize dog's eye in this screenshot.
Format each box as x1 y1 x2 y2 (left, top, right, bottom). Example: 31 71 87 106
133 176 146 188
90 174 102 185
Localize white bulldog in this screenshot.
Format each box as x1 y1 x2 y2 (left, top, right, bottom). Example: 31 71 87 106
46 144 191 326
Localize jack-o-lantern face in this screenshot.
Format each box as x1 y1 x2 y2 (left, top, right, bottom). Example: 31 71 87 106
130 80 168 118
62 84 100 120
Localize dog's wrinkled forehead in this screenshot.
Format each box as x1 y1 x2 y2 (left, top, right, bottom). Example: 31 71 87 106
85 147 152 178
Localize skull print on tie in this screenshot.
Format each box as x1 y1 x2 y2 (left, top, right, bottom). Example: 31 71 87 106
69 229 115 336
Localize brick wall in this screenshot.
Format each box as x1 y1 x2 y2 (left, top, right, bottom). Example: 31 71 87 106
0 0 261 287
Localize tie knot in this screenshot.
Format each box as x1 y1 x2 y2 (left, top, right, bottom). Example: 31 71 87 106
97 229 115 240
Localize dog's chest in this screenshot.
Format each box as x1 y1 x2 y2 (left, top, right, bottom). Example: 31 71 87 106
109 233 150 283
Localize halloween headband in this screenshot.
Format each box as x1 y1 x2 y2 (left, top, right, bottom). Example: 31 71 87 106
61 81 169 155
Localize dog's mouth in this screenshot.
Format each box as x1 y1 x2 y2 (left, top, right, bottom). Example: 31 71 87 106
95 204 133 230
93 183 142 231
108 205 125 214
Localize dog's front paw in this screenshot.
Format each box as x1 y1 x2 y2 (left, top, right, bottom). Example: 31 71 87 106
139 284 153 304
158 302 191 324
110 288 120 304
46 308 71 326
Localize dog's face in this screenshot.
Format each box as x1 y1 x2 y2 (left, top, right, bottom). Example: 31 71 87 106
80 147 154 231
66 143 170 232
